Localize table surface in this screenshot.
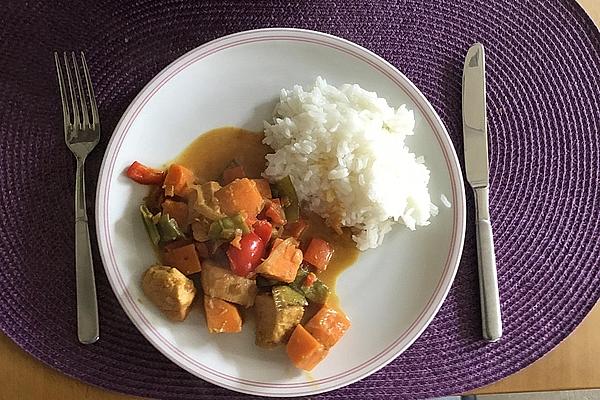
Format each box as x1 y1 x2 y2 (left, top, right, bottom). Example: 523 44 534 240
1 1 598 399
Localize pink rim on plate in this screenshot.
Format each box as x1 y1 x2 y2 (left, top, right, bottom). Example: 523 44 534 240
95 28 466 396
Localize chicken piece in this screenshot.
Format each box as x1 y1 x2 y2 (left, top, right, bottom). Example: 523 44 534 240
201 260 257 307
256 237 303 283
142 265 196 321
188 181 225 221
254 292 304 348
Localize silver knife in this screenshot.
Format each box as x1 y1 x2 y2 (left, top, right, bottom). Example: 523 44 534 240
462 43 502 342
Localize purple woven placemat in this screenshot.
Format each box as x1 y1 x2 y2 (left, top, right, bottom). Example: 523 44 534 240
1 1 599 399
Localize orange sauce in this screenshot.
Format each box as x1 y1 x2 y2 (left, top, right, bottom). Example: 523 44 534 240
174 126 359 306
174 126 270 182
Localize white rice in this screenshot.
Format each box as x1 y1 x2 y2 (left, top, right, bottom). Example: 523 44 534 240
263 77 433 250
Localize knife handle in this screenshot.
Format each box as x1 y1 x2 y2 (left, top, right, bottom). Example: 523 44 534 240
474 186 503 342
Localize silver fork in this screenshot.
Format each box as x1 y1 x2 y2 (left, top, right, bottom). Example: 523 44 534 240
54 52 100 344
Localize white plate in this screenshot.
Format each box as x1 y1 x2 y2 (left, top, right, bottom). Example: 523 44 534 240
96 28 466 397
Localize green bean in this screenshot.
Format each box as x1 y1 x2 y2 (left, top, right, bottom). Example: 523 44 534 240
157 213 185 242
140 204 160 246
208 214 250 241
272 285 307 311
290 265 330 304
277 176 299 223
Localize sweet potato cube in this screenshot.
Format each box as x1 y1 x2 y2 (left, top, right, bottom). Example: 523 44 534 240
203 295 242 333
164 164 196 198
252 178 272 198
222 165 246 185
214 178 264 218
304 306 351 348
286 325 328 371
162 243 202 275
161 199 189 229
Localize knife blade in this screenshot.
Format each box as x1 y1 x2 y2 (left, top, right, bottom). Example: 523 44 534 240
462 43 503 342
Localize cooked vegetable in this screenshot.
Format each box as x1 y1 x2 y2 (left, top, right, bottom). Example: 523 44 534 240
161 199 189 229
272 286 307 310
286 324 328 371
303 238 334 271
301 280 329 304
194 241 209 258
143 184 165 214
291 266 309 287
142 265 196 321
201 260 257 307
304 306 351 348
127 161 165 185
164 164 196 197
291 266 330 304
244 215 259 231
129 149 352 370
191 218 210 242
208 214 250 241
140 204 160 246
222 164 246 185
252 178 272 198
263 199 287 226
253 220 272 244
276 176 299 223
215 178 264 218
254 293 304 348
230 232 243 249
256 276 280 288
162 238 190 251
187 182 224 221
203 295 242 333
226 232 266 277
255 237 303 283
162 242 202 275
284 219 308 240
157 213 185 242
303 272 317 287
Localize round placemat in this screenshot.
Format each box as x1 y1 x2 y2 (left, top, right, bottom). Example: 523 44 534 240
1 1 599 399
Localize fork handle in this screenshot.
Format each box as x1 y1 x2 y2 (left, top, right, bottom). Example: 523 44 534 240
75 158 99 344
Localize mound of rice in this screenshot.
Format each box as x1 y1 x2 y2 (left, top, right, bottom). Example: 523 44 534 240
263 77 433 250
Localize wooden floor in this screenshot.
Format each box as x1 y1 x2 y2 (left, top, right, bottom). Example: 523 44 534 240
0 1 598 399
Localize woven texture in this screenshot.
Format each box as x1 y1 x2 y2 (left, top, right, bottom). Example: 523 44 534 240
1 0 599 399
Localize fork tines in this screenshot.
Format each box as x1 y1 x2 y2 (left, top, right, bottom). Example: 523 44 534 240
54 52 99 130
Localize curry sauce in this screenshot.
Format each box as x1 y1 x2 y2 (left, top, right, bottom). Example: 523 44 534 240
134 125 359 371
174 126 359 306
